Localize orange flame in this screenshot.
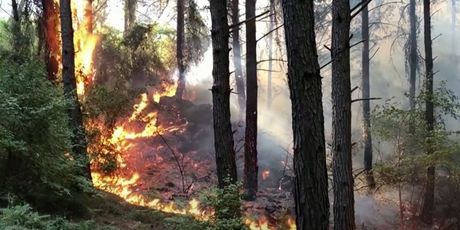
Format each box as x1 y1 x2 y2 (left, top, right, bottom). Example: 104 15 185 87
287 217 297 230
71 0 99 96
262 170 270 180
92 172 213 220
245 216 271 230
153 81 177 103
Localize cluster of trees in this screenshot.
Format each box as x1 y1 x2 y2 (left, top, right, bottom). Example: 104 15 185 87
1 0 459 228
208 0 456 228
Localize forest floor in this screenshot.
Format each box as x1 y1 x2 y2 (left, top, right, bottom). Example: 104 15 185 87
81 190 187 230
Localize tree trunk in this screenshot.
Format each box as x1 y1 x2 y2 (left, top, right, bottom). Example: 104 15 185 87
175 0 186 99
210 0 238 188
331 0 355 229
361 1 375 190
281 0 329 229
60 0 92 180
421 0 435 224
408 0 417 118
231 0 246 118
42 0 60 82
266 0 274 109
124 0 137 31
244 0 258 201
11 0 21 51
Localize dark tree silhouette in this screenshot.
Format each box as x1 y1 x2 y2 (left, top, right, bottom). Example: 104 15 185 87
421 0 435 224
60 0 92 180
361 0 375 190
230 0 246 118
281 0 329 228
175 0 186 99
408 0 417 120
244 0 258 201
209 0 237 188
331 0 355 228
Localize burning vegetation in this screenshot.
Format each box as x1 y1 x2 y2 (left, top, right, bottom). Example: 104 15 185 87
2 0 460 229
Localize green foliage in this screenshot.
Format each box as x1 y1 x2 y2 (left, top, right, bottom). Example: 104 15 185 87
200 182 247 230
372 83 460 185
0 203 117 230
184 0 210 69
165 215 210 230
0 50 91 214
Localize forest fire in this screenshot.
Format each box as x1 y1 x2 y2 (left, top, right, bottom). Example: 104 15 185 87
64 1 296 229
71 0 99 96
91 172 213 221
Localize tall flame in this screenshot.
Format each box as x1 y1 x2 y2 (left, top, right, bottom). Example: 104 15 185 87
71 0 99 96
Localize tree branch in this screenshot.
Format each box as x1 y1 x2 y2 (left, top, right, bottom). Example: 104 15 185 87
351 97 382 103
256 24 284 43
351 0 373 20
229 10 270 30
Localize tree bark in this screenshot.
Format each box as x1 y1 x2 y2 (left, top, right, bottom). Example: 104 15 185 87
231 0 246 118
408 0 417 119
175 0 186 99
124 0 137 31
281 0 329 229
244 0 258 201
60 0 92 180
42 0 60 82
361 0 375 190
421 0 435 224
210 0 238 188
331 0 355 229
11 0 21 51
266 0 274 109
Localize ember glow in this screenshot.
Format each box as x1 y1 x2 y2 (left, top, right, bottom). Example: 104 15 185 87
245 216 270 230
262 169 270 180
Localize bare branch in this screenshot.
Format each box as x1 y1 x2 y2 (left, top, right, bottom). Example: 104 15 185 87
229 10 270 30
351 97 382 103
256 24 284 43
351 0 373 20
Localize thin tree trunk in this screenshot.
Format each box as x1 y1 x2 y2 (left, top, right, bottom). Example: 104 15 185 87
408 0 417 122
11 0 21 51
281 0 329 228
331 0 355 229
175 0 186 99
11 0 19 22
421 0 435 224
210 0 238 188
42 0 60 82
124 0 137 31
266 0 274 109
231 0 246 118
60 0 92 180
244 0 258 201
361 0 375 190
